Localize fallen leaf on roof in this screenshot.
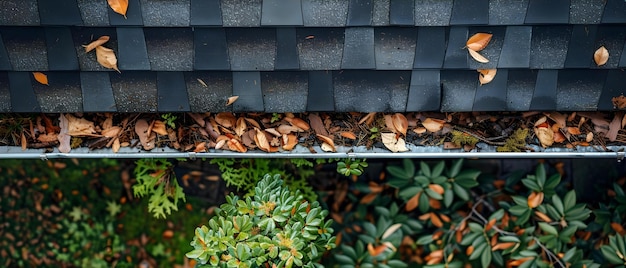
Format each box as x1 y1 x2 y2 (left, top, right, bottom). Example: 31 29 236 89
108 0 129 18
83 36 110 53
477 69 497 85
32 72 48 85
594 46 609 66
466 33 492 52
359 112 376 125
612 95 626 109
468 48 489 63
549 112 566 129
37 133 58 143
381 133 408 152
95 46 120 73
197 78 208 87
421 118 445 132
553 131 566 143
101 126 121 138
226 96 239 106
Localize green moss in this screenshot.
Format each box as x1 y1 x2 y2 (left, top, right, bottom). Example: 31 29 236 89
451 130 479 147
496 128 529 152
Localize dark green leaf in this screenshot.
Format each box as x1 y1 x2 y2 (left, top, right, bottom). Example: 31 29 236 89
416 235 434 245
448 159 464 178
601 245 624 264
453 183 469 201
481 246 492 267
387 260 408 268
443 186 454 207
563 190 576 211
521 179 541 192
469 241 487 260
420 161 431 178
538 222 558 236
335 254 355 265
419 191 430 213
425 188 443 200
432 161 445 178
552 195 564 216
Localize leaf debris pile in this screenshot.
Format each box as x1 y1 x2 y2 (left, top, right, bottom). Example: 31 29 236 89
4 111 626 154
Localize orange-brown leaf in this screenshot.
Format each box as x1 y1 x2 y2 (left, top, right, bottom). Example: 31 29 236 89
422 118 445 132
492 242 516 251
21 132 27 151
215 112 236 128
406 193 420 212
286 117 310 131
477 69 497 85
367 243 386 257
227 139 247 153
340 131 357 140
83 36 110 52
567 127 581 135
534 211 553 222
107 0 129 18
254 128 271 152
392 113 409 136
466 33 493 52
360 193 378 204
112 137 120 153
594 46 609 66
611 222 626 235
316 134 335 152
32 72 49 85
226 96 239 106
95 46 120 73
527 191 544 208
430 213 443 228
428 184 445 195
235 117 247 137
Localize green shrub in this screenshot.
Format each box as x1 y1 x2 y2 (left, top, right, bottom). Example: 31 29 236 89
186 174 336 268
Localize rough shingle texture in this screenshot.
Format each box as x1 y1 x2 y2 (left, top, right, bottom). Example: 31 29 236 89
0 0 624 113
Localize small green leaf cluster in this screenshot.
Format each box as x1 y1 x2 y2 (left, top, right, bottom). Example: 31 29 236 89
186 174 336 268
133 158 186 219
160 113 177 128
336 158 368 177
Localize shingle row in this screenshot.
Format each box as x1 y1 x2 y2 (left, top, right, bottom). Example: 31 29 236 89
1 70 624 113
2 0 625 26
1 25 625 72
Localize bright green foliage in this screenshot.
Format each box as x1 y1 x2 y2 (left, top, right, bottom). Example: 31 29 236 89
133 158 186 219
210 158 318 201
336 159 368 177
186 174 336 268
161 113 177 128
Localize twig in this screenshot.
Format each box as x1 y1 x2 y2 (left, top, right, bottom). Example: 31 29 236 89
453 126 506 146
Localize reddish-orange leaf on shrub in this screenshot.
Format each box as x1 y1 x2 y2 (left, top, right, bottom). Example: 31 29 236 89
360 192 378 204
108 0 129 18
534 211 553 222
594 46 609 66
406 193 420 211
611 222 626 235
485 218 497 231
430 213 443 228
428 184 445 195
367 243 387 257
492 242 516 251
429 198 441 209
466 245 474 256
418 212 431 221
527 191 544 208
32 72 48 85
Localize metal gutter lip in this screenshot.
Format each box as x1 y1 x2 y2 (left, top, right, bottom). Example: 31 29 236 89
1 145 624 160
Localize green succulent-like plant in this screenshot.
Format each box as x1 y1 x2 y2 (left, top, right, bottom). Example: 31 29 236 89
186 174 336 268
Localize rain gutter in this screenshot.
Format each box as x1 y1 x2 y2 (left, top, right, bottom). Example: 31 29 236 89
1 145 625 161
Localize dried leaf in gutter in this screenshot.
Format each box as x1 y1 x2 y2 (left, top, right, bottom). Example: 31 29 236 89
392 113 408 136
66 114 97 136
340 131 357 140
226 96 239 106
215 112 236 128
477 69 497 85
83 36 110 52
235 117 247 136
359 112 376 126
285 117 310 131
381 132 409 152
308 113 328 136
466 33 492 52
135 119 155 151
534 126 554 148
254 128 271 152
421 118 445 132
594 46 609 66
112 137 120 153
282 134 297 151
95 46 120 73
586 132 594 143
228 139 247 153
107 0 129 18
468 48 489 63
316 134 335 152
32 72 48 85
58 114 71 153
567 127 581 135
101 126 122 138
152 120 168 136
21 132 26 151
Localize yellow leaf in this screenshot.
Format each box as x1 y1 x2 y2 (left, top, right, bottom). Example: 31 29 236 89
468 48 489 63
107 0 129 18
95 46 120 73
381 223 402 240
534 127 553 148
466 33 493 52
594 46 609 66
477 69 497 85
226 96 239 106
32 72 48 85
83 36 110 53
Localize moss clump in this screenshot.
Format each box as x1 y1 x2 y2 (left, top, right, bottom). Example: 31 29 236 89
496 128 528 152
451 130 479 147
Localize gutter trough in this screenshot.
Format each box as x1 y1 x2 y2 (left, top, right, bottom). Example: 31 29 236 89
3 145 625 161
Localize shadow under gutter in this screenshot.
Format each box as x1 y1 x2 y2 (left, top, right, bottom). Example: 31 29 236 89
1 145 625 161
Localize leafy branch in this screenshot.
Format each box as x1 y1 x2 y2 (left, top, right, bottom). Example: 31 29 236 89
133 158 185 219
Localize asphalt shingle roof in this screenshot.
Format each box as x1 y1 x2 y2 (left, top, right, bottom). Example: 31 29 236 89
0 0 625 113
